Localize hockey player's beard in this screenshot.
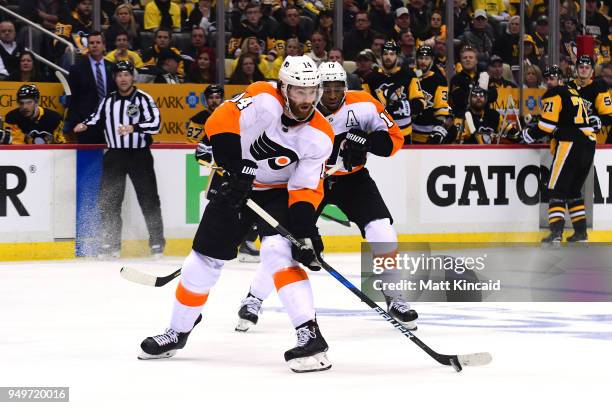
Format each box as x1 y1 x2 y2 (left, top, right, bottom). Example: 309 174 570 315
382 58 397 71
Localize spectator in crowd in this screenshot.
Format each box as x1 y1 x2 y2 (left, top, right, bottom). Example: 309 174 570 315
369 0 393 37
601 62 612 88
328 47 362 90
449 46 480 116
231 36 271 78
0 20 24 79
142 27 185 77
55 0 96 57
522 35 540 67
418 11 446 43
285 37 303 57
8 51 49 82
182 27 210 60
532 15 549 60
494 15 520 69
453 0 472 39
343 11 378 61
228 3 275 57
17 0 63 55
487 55 516 90
105 3 141 52
67 31 116 144
474 0 509 24
585 0 610 42
407 0 431 40
528 0 548 21
561 16 579 60
353 48 376 83
144 0 181 32
187 0 216 33
458 9 495 67
230 0 249 32
371 33 386 66
154 49 183 83
275 6 314 47
186 48 215 83
306 31 328 66
433 35 448 72
105 30 144 68
227 52 265 84
388 7 411 43
398 30 416 69
4 84 64 144
316 10 334 48
524 64 545 89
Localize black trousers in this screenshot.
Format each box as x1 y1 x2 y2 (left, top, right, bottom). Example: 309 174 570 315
98 149 165 250
548 140 595 199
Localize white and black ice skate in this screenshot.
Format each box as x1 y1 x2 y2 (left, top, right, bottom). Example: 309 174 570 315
97 244 120 260
235 293 263 332
386 297 418 330
139 314 202 360
237 240 260 263
284 320 331 373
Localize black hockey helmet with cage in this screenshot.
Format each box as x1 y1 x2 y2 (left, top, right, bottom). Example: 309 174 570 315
416 45 435 58
382 40 400 54
17 84 40 101
112 60 134 76
543 65 562 79
204 84 224 98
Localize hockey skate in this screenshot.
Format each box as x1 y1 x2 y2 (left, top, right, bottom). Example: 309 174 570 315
139 314 202 360
151 244 164 259
237 240 260 263
97 244 120 260
541 230 563 247
284 320 331 373
235 293 263 332
567 230 588 244
386 296 418 330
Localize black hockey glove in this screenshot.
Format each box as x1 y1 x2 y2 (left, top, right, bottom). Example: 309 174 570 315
195 137 213 165
340 128 370 171
292 234 324 271
521 128 535 144
589 115 602 132
409 99 424 118
428 125 448 144
216 159 257 209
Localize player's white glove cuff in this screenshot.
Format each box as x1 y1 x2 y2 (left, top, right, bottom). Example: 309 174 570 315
521 129 535 144
589 115 602 132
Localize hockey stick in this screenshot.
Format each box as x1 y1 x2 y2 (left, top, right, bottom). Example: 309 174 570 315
244 199 493 372
320 211 351 227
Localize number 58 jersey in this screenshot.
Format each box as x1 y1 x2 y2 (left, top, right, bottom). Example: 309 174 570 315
204 82 334 206
324 91 404 175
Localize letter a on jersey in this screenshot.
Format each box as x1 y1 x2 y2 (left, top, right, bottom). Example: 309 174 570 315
346 110 360 127
250 132 299 170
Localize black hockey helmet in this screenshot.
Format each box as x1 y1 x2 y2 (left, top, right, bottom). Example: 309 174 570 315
382 40 400 54
112 60 134 76
17 84 40 101
204 84 224 98
543 65 562 79
470 86 488 98
416 45 434 58
577 55 594 67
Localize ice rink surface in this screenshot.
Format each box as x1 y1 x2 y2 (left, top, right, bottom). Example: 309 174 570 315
1 254 611 408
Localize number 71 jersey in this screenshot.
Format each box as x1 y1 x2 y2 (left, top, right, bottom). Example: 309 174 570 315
324 90 404 175
538 86 596 142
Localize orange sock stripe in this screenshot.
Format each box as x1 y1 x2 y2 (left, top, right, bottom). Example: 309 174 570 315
548 207 566 213
569 205 585 212
273 266 308 291
549 217 565 223
176 282 209 307
571 215 586 222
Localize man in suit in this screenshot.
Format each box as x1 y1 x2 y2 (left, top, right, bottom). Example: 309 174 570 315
67 31 116 144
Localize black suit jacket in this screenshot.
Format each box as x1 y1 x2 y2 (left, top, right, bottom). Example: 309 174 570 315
67 57 116 125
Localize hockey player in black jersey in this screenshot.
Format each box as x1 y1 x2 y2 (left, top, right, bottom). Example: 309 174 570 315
364 41 426 144
568 55 612 144
412 45 451 144
449 86 519 144
523 65 596 243
190 84 261 263
4 84 65 144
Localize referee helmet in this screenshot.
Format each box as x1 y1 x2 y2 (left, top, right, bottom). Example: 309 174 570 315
113 60 135 76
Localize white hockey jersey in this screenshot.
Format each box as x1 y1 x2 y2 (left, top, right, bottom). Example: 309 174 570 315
204 81 334 207
323 91 403 175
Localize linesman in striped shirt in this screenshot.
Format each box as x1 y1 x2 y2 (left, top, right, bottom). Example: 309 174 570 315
73 61 166 258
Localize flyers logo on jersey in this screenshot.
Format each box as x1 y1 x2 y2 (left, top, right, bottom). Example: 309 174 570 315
250 132 299 170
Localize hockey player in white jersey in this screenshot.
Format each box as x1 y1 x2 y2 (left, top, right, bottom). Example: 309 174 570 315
138 55 335 373
236 61 419 333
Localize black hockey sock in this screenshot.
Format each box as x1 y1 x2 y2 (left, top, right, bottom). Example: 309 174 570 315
548 199 566 232
567 198 586 233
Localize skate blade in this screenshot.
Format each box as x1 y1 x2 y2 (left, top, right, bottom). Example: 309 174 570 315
138 349 178 360
237 253 260 263
399 321 417 330
287 352 332 373
235 318 255 332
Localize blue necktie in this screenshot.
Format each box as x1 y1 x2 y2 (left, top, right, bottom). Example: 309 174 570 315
95 62 105 101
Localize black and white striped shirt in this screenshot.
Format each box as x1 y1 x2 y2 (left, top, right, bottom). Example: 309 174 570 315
84 87 161 149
